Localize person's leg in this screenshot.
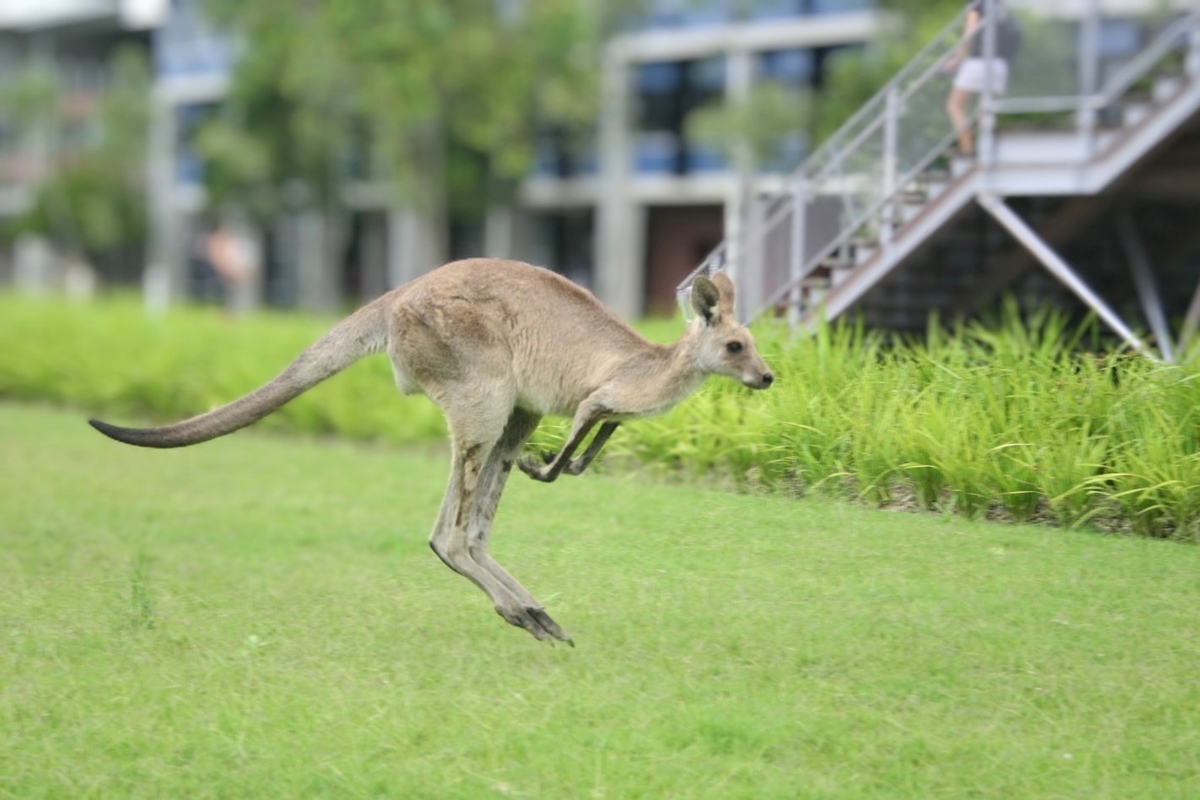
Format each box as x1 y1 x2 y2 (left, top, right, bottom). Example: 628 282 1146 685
946 86 976 156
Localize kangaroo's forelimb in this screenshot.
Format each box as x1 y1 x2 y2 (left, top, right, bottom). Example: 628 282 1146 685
519 403 610 483
536 420 621 477
564 421 619 476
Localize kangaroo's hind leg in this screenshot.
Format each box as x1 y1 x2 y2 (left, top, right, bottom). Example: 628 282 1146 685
468 408 572 645
429 397 567 644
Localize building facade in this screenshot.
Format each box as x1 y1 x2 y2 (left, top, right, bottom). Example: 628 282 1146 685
2 0 881 316
0 0 163 291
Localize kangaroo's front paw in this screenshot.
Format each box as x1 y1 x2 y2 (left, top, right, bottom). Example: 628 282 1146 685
518 457 554 482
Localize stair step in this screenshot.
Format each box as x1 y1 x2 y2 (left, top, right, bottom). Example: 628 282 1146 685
1152 74 1184 103
821 255 855 271
1122 102 1153 127
898 203 924 225
950 157 975 177
831 265 855 287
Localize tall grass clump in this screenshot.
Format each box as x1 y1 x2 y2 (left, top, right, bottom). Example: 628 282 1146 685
607 301 1200 540
0 293 447 445
4 292 1200 539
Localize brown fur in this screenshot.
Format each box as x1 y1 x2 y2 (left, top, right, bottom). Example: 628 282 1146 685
90 258 773 644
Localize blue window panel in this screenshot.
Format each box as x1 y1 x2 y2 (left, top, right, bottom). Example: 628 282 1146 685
644 0 731 28
1098 20 1140 57
175 151 204 185
810 0 873 14
678 4 731 28
532 135 561 176
634 132 680 173
637 62 683 94
687 56 727 92
684 143 727 172
763 132 809 173
574 146 598 175
759 48 814 83
747 0 802 21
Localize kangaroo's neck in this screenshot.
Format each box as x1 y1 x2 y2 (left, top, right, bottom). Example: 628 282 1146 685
613 327 707 418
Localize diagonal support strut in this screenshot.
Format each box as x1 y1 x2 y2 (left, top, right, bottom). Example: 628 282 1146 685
977 193 1157 360
1117 207 1175 362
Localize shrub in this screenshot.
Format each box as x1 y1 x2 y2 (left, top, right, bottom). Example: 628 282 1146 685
4 292 1200 540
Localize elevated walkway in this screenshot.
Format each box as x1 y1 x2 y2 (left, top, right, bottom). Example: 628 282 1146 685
680 1 1200 360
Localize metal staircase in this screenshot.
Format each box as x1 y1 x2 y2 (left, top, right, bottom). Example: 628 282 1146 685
679 0 1200 360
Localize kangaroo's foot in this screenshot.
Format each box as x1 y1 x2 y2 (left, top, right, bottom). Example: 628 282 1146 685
562 459 589 476
495 601 574 646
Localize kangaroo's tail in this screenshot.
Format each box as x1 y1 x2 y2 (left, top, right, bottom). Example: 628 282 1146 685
89 293 394 449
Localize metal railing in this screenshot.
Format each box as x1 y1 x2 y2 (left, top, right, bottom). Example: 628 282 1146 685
679 0 1200 323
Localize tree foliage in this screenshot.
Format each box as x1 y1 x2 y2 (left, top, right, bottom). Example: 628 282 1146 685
3 46 151 260
197 0 619 218
686 82 813 169
814 1 963 142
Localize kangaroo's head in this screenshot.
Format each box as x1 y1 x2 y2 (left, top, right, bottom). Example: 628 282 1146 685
689 273 774 390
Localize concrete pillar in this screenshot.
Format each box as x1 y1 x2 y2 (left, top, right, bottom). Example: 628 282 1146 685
485 205 532 262
143 91 183 314
14 235 56 295
595 45 642 319
295 209 340 311
386 205 446 288
724 48 755 321
359 211 389 302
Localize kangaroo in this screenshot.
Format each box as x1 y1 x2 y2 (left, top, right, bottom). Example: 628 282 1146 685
90 259 774 644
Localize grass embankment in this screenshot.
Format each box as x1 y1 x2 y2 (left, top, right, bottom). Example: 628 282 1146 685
4 293 1200 537
3 404 1200 797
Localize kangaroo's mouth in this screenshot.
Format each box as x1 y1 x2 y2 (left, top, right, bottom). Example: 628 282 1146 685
744 372 775 390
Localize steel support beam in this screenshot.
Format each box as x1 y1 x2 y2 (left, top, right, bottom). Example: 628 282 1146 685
788 177 808 325
977 193 1155 359
1117 208 1175 362
1181 283 1200 356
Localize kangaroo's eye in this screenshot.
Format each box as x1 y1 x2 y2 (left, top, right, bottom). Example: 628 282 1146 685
726 341 744 354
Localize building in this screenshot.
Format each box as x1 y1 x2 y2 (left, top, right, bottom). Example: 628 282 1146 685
533 1 879 317
682 0 1200 361
0 0 164 290
0 1 882 315
138 0 881 316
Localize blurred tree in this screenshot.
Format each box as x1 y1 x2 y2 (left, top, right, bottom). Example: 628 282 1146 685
197 0 638 259
3 47 151 271
679 1 965 167
814 1 963 143
686 82 814 170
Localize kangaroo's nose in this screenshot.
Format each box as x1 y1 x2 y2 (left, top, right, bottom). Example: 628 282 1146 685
761 372 774 388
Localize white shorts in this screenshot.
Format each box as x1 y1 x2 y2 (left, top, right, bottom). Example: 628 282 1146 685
953 57 1009 94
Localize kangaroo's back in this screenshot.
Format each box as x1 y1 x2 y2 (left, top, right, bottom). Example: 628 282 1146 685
392 259 663 417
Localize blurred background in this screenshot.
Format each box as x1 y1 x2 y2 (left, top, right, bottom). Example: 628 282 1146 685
0 0 957 319
1 0 1196 329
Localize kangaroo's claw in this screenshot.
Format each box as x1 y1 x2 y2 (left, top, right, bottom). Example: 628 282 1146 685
518 457 556 482
495 603 573 645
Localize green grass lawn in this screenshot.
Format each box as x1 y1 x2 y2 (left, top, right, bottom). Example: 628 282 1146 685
3 404 1199 798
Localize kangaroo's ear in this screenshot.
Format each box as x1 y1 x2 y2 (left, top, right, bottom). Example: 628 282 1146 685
711 272 736 316
691 276 722 324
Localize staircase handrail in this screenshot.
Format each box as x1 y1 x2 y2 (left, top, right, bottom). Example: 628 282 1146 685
748 4 1200 320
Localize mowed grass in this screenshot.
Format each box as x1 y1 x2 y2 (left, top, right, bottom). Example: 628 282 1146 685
3 405 1200 798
